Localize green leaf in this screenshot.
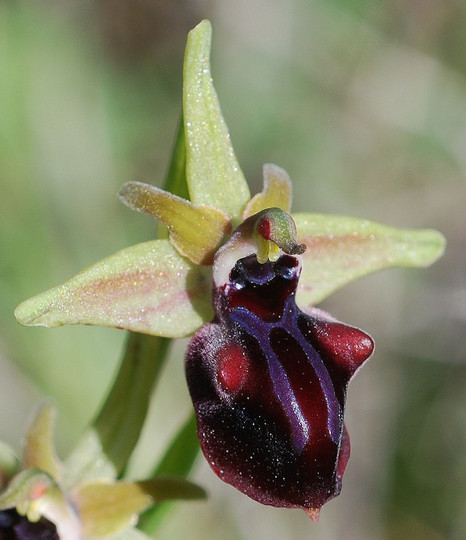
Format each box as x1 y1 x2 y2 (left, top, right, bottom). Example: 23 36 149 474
183 19 250 221
15 239 213 338
119 182 231 265
294 213 446 306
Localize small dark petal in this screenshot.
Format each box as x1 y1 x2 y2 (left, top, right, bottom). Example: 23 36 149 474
0 509 59 540
14 517 59 540
186 254 373 513
0 509 20 540
225 255 300 322
0 509 20 528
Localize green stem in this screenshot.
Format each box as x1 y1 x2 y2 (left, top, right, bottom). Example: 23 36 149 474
136 119 203 535
91 114 190 476
63 334 171 487
92 333 171 476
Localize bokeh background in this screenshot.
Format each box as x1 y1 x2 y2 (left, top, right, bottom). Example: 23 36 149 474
1 1 465 539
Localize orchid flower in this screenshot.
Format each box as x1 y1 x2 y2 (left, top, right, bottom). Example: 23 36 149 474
14 20 445 522
0 403 204 539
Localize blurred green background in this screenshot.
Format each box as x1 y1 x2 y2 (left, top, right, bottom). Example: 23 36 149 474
1 1 465 539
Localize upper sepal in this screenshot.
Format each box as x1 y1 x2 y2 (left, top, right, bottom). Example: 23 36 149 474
293 213 446 306
14 239 213 338
183 20 250 221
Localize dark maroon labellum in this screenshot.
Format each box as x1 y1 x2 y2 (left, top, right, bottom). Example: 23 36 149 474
185 253 374 515
0 509 59 540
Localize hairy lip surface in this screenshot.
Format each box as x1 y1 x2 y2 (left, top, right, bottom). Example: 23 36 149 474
185 254 374 513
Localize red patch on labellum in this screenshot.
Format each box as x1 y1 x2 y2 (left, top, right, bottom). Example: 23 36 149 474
217 344 249 393
313 321 374 375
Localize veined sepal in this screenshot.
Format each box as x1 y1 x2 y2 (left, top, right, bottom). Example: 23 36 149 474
293 213 446 306
183 20 250 222
14 239 213 337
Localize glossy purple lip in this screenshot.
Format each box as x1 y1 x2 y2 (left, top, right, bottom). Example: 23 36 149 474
186 253 373 516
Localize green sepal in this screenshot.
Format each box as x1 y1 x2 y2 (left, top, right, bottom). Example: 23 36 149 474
63 430 117 490
294 213 446 306
22 402 62 483
243 163 292 219
73 477 206 539
14 240 213 338
119 181 231 265
183 20 250 221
